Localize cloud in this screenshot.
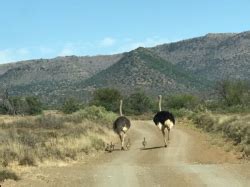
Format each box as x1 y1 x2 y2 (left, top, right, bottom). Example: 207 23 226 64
0 49 13 64
0 48 31 64
99 37 116 47
113 37 175 54
17 48 30 56
39 47 54 54
0 37 181 64
58 43 76 56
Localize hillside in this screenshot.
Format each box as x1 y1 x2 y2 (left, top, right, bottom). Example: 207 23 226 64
0 55 123 105
79 47 210 96
0 31 249 105
151 31 250 81
0 55 123 87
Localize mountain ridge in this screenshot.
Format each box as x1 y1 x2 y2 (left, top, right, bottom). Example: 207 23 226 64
0 31 249 105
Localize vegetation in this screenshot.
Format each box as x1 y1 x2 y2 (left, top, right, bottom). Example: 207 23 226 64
25 96 43 115
61 98 80 114
90 88 122 112
0 95 42 115
0 169 19 182
124 91 153 115
166 94 200 110
190 113 250 157
0 106 117 168
215 79 250 107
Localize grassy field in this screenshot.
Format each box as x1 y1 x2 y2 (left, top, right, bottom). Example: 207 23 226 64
0 106 117 182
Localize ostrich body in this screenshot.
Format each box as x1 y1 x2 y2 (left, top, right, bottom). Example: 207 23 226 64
153 95 175 147
113 100 131 150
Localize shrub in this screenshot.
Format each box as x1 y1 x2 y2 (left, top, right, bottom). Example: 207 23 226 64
215 79 250 107
61 98 80 114
166 94 200 110
19 155 36 166
191 113 250 156
25 96 43 115
0 170 19 182
0 106 116 166
36 114 65 129
125 91 153 115
72 106 117 126
90 136 105 151
0 149 18 167
90 88 122 112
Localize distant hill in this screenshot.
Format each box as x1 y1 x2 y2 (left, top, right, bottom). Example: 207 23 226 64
0 55 123 105
79 47 210 95
151 31 250 81
0 31 249 105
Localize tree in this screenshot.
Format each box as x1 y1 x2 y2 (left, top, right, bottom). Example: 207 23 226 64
166 94 199 110
125 91 153 115
90 88 122 112
25 96 43 115
215 79 250 106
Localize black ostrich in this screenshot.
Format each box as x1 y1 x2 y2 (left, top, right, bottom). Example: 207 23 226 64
113 100 131 150
153 95 175 147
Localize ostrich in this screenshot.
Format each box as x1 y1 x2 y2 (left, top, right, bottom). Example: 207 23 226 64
113 100 131 150
142 137 147 148
153 95 175 147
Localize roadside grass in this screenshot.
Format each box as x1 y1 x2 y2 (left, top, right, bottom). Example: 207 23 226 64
0 169 19 182
0 106 117 168
189 112 250 157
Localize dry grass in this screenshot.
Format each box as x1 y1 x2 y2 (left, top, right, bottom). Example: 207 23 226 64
0 106 117 168
191 112 250 157
0 169 19 182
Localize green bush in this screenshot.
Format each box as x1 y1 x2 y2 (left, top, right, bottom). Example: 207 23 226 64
215 79 250 107
25 96 43 115
166 94 200 110
90 88 122 112
0 96 42 115
124 91 153 115
61 98 80 114
71 106 117 126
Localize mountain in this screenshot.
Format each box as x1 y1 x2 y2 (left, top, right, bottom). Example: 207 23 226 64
0 31 249 105
151 31 250 81
79 47 210 96
0 55 123 105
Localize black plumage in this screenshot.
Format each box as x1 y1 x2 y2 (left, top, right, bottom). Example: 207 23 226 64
153 95 176 147
153 111 175 127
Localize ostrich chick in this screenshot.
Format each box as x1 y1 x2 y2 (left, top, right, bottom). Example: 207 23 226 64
142 137 147 148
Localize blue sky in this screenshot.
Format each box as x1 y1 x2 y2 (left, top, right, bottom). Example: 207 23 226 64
0 0 250 64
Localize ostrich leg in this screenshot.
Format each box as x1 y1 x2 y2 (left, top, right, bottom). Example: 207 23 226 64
161 128 167 147
120 132 126 150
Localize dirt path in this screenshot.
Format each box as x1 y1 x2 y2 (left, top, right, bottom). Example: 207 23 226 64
3 120 250 187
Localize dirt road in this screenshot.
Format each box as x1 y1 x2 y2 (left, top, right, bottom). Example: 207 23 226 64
3 120 250 186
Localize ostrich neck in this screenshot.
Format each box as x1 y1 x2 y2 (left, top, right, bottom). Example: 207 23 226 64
159 97 162 112
120 100 123 116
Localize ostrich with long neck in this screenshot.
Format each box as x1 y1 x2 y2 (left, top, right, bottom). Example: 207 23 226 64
113 100 131 150
153 95 175 147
